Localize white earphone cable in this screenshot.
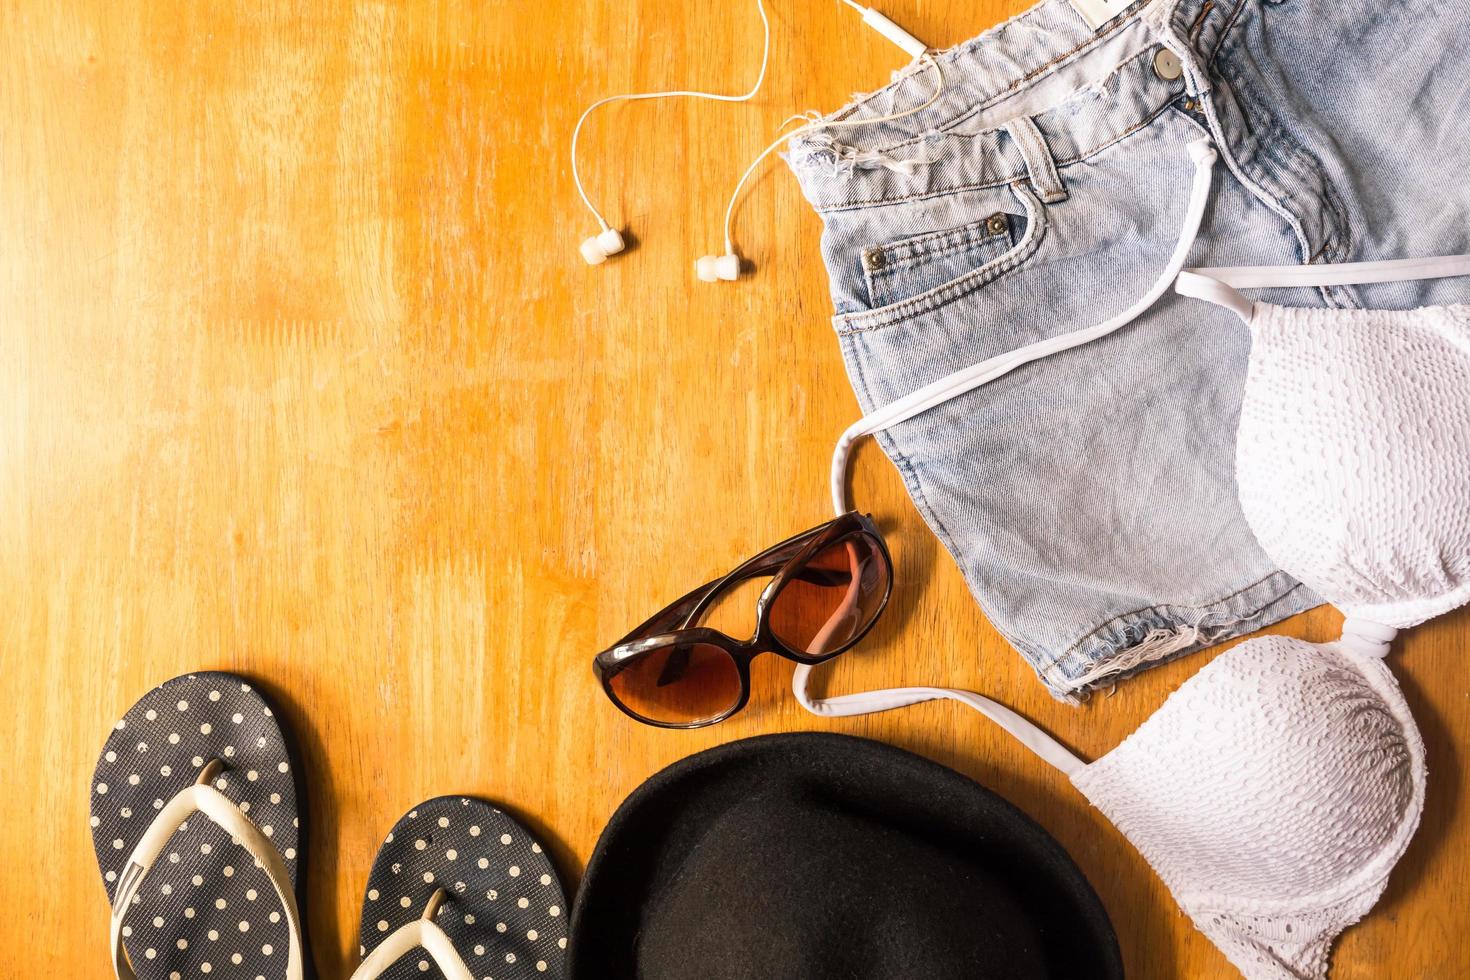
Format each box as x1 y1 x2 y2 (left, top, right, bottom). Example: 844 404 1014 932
570 0 773 232
718 52 944 256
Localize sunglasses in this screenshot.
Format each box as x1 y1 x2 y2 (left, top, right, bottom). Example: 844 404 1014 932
594 512 893 728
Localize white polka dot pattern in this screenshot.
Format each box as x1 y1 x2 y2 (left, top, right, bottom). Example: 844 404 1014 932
1236 303 1470 628
356 797 567 980
90 672 305 980
1073 636 1425 980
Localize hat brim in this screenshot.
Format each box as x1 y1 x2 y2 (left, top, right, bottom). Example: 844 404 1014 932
570 731 1120 979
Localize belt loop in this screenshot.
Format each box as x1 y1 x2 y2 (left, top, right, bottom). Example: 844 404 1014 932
1004 116 1068 204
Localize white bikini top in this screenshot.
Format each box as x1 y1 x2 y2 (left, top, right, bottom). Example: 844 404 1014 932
795 139 1469 978
1178 260 1470 637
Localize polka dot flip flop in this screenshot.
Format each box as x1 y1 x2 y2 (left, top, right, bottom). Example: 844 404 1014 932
350 796 568 980
89 672 309 980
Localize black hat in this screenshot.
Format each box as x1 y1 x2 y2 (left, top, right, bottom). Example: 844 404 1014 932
570 732 1120 979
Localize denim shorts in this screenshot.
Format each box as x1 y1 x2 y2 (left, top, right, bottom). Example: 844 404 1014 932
786 0 1470 697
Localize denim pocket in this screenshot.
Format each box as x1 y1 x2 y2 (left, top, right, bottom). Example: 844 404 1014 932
862 211 1024 308
836 182 1048 335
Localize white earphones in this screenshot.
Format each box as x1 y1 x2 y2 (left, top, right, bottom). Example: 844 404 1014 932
571 0 773 268
572 0 937 282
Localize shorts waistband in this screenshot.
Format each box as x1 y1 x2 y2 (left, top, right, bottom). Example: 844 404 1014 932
788 0 1219 212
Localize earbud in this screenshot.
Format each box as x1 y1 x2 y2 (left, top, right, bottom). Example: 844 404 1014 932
695 253 742 282
579 227 626 266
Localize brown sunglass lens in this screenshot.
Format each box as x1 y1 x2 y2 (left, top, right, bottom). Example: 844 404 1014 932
607 642 742 726
768 532 889 657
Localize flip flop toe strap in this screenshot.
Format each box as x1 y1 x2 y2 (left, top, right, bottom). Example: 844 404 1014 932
350 890 474 980
110 762 305 980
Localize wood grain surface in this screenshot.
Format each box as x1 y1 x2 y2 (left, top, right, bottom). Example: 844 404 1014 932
2 1 1466 977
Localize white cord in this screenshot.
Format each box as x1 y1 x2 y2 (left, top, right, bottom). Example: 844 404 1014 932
829 139 1220 514
570 0 773 232
1177 253 1470 323
717 52 944 255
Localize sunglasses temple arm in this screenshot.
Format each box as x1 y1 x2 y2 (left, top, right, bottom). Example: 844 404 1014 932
625 518 856 639
791 665 1084 777
670 540 835 632
803 542 864 655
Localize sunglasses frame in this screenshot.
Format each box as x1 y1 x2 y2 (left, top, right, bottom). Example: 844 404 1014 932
593 512 893 729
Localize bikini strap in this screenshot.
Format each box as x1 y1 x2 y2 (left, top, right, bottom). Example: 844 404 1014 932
791 665 1085 776
1339 617 1398 660
1175 269 1253 322
1177 253 1470 322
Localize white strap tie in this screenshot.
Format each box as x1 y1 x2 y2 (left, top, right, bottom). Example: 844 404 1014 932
1175 268 1255 322
110 761 305 980
1339 617 1399 660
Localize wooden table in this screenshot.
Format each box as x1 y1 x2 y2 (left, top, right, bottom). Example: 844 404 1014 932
3 1 1466 976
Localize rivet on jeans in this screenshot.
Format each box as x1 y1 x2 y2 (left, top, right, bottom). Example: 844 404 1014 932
1153 48 1184 81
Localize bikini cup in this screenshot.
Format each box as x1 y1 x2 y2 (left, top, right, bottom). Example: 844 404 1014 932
1071 634 1423 980
1109 264 1470 977
796 143 1465 978
1232 298 1470 632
